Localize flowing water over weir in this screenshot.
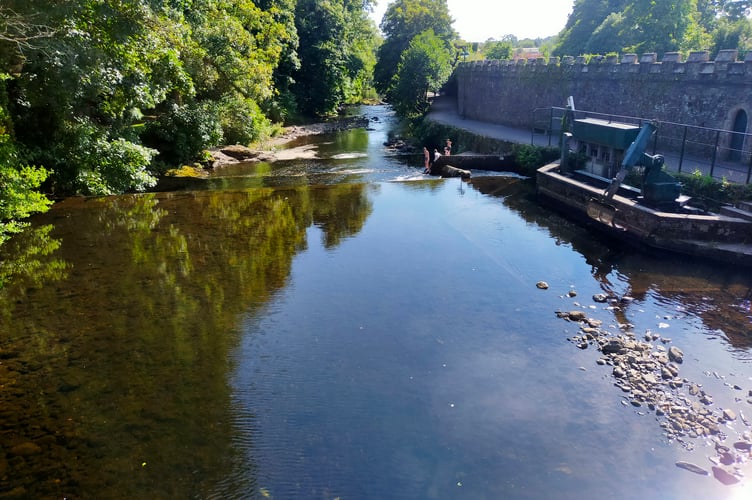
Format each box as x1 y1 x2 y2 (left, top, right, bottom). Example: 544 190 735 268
1 105 752 499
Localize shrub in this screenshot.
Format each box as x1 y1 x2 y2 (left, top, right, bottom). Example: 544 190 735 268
0 163 53 245
143 102 223 168
514 144 560 176
74 138 158 196
219 96 273 146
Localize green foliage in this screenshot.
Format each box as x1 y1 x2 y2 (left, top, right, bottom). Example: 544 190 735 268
553 0 741 56
47 118 158 196
388 30 453 117
373 0 456 95
0 92 52 245
75 138 158 196
710 17 752 57
292 0 379 117
483 40 514 60
0 0 383 198
218 96 273 146
143 103 222 169
0 164 53 244
674 169 752 209
513 144 560 177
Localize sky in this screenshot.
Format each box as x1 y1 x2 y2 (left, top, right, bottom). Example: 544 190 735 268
369 0 574 41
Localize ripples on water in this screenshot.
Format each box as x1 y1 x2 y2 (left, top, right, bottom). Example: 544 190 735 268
0 105 751 499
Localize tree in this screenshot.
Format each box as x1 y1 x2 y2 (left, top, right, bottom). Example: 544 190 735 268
0 92 52 244
554 0 628 56
619 0 702 55
373 0 455 95
1 0 299 193
387 30 452 117
293 0 379 117
710 17 752 56
554 0 711 56
483 40 514 60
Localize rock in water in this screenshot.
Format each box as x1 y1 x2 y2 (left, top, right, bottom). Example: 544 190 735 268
723 408 737 421
675 461 709 476
668 346 684 363
712 466 740 485
733 441 752 451
567 310 587 321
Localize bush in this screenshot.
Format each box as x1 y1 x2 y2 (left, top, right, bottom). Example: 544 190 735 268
142 102 223 168
46 119 157 196
0 163 53 245
513 144 560 176
74 138 158 196
676 170 752 210
219 96 274 146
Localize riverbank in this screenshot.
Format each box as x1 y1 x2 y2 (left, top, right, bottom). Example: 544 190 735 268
208 115 371 167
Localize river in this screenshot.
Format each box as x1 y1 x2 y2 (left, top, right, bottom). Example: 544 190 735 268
1 105 751 499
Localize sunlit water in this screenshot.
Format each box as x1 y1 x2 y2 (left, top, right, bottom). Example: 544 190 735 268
1 106 751 499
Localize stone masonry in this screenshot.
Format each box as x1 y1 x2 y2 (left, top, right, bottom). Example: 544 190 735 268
456 50 752 134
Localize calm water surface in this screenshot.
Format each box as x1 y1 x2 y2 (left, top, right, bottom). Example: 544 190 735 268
1 106 752 499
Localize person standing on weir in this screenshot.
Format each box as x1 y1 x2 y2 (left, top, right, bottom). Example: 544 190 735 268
423 147 431 174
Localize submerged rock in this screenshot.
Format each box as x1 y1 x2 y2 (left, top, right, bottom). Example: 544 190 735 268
712 466 740 485
675 461 709 476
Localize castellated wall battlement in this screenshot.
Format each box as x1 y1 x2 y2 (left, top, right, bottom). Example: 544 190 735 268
456 49 752 133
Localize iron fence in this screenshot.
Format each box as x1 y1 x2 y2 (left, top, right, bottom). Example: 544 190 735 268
532 107 752 185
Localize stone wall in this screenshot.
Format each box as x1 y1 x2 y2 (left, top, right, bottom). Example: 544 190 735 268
456 50 752 133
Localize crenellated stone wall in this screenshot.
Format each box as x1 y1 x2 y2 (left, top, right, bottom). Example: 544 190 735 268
456 50 752 132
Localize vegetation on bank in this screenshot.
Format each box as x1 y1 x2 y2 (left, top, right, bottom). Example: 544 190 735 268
461 0 752 63
0 0 380 244
674 170 752 210
3 0 752 247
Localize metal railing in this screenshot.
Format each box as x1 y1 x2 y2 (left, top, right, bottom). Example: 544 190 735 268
531 107 752 185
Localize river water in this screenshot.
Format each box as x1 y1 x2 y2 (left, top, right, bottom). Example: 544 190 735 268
1 105 751 499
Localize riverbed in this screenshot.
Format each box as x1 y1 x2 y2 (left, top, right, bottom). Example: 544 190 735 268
1 105 751 499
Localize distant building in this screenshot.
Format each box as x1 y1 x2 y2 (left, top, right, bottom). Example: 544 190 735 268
515 47 541 60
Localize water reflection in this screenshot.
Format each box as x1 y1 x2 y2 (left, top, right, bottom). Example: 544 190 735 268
1 109 751 499
469 176 752 350
0 183 373 498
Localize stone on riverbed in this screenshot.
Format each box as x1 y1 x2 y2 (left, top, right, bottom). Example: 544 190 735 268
668 346 684 363
566 310 587 322
723 408 738 421
601 339 625 354
675 461 709 475
712 466 740 485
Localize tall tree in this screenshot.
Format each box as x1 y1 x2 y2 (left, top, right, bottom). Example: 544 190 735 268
373 0 455 95
555 0 712 56
554 0 628 56
1 0 298 194
387 29 452 117
293 0 379 117
619 0 702 54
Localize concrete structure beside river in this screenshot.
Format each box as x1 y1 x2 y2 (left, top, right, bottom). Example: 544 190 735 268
454 50 752 184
